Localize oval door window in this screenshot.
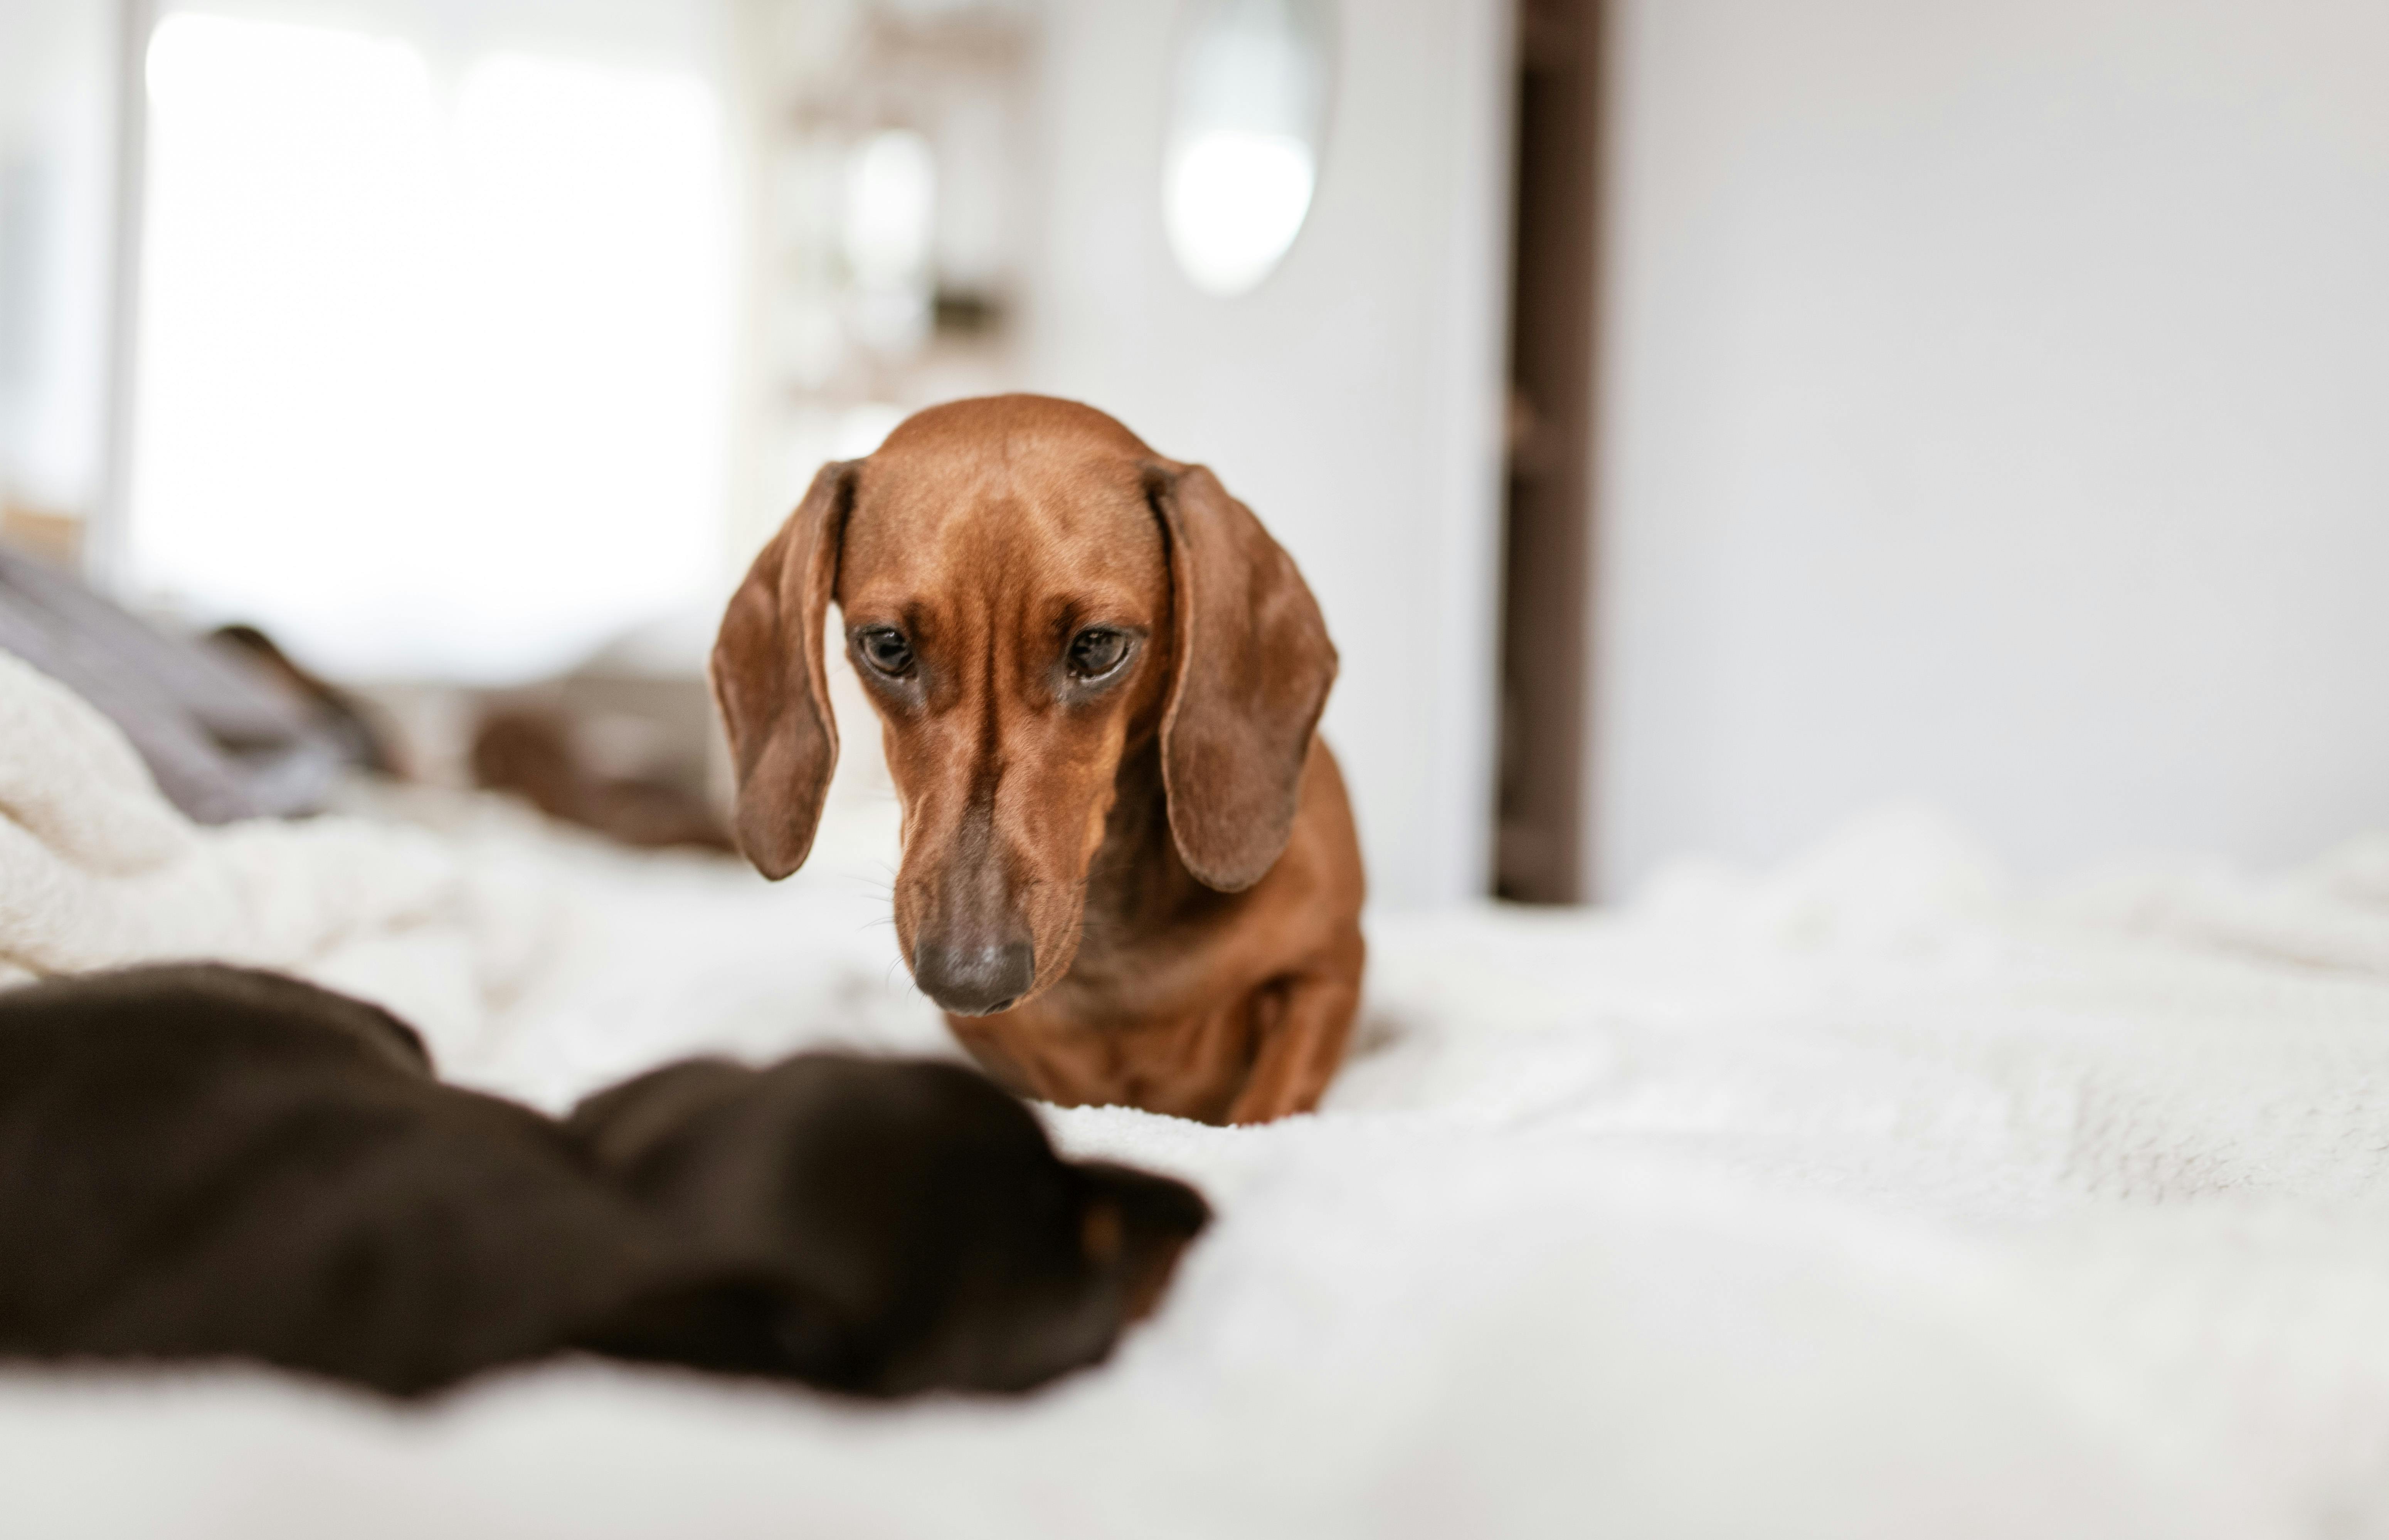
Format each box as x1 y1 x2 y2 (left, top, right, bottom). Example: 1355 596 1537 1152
1161 0 1335 296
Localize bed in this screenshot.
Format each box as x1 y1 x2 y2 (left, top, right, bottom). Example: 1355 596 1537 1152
7 647 2389 1539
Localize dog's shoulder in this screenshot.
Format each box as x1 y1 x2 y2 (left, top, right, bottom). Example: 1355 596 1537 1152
0 963 432 1078
564 1056 760 1182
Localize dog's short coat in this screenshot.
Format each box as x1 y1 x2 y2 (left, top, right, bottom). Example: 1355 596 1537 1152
0 964 1206 1398
569 1055 1208 1395
713 395 1367 1124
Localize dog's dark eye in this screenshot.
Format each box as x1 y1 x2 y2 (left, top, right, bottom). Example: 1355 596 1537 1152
856 627 915 679
1067 628 1130 681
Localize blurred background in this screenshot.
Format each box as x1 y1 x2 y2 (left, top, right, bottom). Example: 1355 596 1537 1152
2 0 2386 909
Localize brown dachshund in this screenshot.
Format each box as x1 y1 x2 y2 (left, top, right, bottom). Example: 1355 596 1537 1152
712 395 1366 1124
0 963 1207 1398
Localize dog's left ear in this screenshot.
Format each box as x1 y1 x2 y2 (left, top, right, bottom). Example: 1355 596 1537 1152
1144 462 1338 892
711 461 857 879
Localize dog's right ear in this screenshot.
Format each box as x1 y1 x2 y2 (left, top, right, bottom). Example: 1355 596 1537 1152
579 1274 862 1389
711 461 858 879
564 1057 754 1183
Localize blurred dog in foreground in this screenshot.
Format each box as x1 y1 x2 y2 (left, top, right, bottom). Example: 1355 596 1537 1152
0 964 1205 1399
713 394 1367 1124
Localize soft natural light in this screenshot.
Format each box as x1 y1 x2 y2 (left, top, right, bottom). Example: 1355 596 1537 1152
131 13 730 681
1161 0 1330 297
843 129 935 287
1162 130 1316 297
842 128 935 354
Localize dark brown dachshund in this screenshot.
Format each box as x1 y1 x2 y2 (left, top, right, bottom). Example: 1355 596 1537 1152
570 1055 1208 1394
713 395 1366 1124
0 964 1206 1398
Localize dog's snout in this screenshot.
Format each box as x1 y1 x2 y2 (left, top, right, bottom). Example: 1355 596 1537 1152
913 939 1035 1016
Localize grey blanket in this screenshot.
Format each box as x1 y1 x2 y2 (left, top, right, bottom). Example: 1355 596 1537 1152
0 545 342 823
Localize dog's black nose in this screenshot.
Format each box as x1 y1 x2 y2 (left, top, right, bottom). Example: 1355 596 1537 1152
912 940 1034 1015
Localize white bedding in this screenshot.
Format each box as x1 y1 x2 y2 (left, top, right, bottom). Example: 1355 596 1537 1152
8 647 2389 1538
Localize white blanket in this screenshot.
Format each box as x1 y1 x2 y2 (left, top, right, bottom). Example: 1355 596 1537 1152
7 646 2389 1539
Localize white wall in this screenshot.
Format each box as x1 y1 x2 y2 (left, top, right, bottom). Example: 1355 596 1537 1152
0 0 115 518
1595 0 2389 896
1024 0 1515 911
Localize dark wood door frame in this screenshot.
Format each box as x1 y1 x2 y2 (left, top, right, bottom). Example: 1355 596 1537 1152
1493 0 1600 903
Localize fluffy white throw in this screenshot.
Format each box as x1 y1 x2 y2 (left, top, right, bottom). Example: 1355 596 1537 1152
8 644 2389 1539
1 645 491 1015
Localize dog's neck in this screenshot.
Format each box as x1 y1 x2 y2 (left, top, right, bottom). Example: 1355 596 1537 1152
1077 738 1225 958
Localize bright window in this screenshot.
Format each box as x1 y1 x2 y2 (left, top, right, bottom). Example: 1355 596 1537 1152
131 12 730 680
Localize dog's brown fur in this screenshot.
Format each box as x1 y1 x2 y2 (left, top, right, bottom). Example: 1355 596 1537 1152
713 396 1365 1124
0 964 1206 1399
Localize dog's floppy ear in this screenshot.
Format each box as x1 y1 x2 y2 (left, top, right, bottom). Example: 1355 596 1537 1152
1145 462 1338 892
578 1273 862 1388
712 461 858 879
564 1058 754 1180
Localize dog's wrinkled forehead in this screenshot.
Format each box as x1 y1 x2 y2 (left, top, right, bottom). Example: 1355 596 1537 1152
839 397 1166 608
879 394 1153 461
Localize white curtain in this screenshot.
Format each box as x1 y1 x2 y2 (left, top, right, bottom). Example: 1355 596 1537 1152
128 0 734 681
